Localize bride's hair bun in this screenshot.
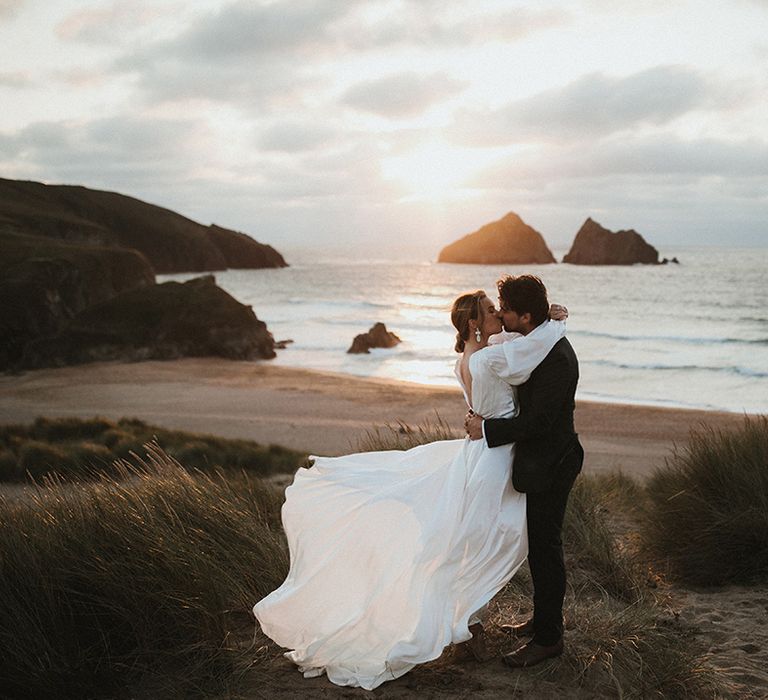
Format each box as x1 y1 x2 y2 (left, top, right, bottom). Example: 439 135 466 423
451 291 485 353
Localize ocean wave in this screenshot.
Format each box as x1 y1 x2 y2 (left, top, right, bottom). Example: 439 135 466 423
284 298 391 309
576 390 728 412
586 359 768 378
572 329 768 346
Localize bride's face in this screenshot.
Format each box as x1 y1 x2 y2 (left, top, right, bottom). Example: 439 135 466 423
479 296 503 339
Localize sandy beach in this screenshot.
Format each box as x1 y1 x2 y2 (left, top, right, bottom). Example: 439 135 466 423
0 357 747 480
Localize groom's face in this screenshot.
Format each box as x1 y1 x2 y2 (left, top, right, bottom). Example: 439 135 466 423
498 297 530 334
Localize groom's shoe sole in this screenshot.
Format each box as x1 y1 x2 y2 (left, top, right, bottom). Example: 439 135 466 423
502 639 564 669
500 618 534 638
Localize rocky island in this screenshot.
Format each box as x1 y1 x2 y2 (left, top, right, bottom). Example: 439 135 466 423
0 178 284 370
563 218 660 265
438 212 556 265
347 323 402 354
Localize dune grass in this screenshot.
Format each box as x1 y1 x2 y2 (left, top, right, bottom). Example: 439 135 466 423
0 414 725 698
643 414 768 585
0 416 305 482
354 412 462 452
0 445 288 699
354 416 716 698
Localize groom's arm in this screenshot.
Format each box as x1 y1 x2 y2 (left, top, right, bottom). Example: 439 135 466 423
483 350 571 447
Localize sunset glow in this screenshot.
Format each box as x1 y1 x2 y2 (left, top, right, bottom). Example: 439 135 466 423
0 0 766 255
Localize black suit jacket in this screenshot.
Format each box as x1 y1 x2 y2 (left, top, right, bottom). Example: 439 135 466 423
484 336 583 493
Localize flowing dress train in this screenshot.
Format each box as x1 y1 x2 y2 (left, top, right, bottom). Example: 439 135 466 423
253 321 566 690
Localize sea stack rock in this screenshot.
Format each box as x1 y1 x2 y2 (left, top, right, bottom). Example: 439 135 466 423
563 218 660 265
438 212 556 265
347 323 401 354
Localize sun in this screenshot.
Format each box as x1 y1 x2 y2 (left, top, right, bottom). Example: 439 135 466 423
381 140 499 202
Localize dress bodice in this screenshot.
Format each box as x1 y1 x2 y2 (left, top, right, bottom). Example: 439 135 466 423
454 320 567 420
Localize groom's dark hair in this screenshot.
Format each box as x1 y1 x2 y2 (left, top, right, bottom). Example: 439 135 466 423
497 274 549 327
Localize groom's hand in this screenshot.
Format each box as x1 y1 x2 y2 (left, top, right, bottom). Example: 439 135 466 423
465 411 484 441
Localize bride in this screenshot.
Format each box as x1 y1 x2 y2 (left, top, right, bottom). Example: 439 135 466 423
253 290 568 690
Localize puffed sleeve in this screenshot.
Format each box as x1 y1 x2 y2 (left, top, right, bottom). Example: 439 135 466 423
482 320 567 386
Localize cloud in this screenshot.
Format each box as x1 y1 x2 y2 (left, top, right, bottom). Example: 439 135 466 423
56 2 163 44
350 3 569 49
0 115 212 188
0 0 24 19
342 71 466 117
452 65 732 145
111 0 362 109
161 0 354 61
256 120 341 152
469 134 768 192
0 70 31 88
571 136 768 179
111 1 560 111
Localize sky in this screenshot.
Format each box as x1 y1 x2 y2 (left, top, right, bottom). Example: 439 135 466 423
1 0 767 259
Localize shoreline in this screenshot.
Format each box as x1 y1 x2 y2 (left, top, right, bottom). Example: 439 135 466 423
0 358 749 480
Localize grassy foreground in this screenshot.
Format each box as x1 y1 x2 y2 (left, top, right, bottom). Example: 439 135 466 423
0 416 305 482
4 414 758 697
0 446 288 699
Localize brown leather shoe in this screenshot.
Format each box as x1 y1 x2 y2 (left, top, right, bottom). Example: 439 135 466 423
502 639 564 668
500 618 534 638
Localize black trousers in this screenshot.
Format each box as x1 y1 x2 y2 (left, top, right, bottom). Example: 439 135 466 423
526 461 580 646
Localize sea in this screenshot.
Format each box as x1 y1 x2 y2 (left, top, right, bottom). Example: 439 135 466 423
159 246 768 414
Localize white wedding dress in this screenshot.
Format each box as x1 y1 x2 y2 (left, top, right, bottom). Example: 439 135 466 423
253 321 566 690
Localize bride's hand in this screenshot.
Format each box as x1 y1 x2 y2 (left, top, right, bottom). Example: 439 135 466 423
549 303 568 321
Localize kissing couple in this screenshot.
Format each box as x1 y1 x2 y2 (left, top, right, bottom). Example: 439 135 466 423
253 274 584 690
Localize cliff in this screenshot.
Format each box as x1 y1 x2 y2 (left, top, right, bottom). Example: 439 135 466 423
438 212 556 265
563 218 660 265
19 276 276 369
0 231 155 368
0 178 287 273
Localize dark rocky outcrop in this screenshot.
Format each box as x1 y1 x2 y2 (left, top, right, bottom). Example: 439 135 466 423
205 224 286 270
0 178 288 371
0 231 155 368
0 177 288 273
347 323 401 354
19 276 276 369
563 218 660 265
438 212 556 265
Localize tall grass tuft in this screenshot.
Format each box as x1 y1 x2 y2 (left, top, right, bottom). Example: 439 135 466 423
0 445 288 699
564 475 645 603
551 590 718 698
643 415 768 585
354 412 461 452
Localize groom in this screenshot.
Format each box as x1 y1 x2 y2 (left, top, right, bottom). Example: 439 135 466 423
465 274 583 668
